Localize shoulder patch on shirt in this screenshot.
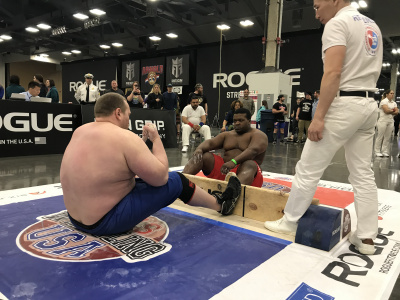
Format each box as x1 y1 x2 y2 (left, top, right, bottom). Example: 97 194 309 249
364 26 379 56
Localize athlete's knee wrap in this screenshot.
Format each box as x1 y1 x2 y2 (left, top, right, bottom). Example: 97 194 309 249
177 172 196 203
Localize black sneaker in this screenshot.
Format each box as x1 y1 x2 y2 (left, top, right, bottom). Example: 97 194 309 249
272 140 277 145
212 176 241 215
280 140 285 144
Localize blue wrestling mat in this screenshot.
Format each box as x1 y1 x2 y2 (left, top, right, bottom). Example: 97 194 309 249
1 196 289 300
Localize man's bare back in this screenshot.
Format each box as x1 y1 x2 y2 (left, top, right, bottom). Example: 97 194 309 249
62 93 243 237
61 122 138 225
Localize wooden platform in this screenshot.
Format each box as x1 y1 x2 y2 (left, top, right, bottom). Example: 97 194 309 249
180 174 319 223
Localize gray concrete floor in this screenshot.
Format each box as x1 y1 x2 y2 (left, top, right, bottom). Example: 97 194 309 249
0 128 399 298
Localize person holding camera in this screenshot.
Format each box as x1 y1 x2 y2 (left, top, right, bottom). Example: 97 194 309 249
126 81 144 108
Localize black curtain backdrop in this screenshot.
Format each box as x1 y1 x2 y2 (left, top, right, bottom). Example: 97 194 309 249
60 30 329 125
196 31 325 126
62 59 118 103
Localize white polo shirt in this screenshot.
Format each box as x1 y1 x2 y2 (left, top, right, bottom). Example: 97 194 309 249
322 6 382 92
379 98 396 121
181 105 205 125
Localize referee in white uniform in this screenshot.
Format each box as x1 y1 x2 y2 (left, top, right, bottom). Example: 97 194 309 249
74 73 100 104
265 0 382 255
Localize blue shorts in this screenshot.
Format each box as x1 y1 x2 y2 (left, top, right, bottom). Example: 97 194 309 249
68 172 183 236
274 122 285 129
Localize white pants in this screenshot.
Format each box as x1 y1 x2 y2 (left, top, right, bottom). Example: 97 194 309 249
374 120 393 154
182 124 211 146
284 97 379 240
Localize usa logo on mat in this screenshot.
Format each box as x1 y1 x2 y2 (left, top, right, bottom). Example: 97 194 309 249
16 211 171 263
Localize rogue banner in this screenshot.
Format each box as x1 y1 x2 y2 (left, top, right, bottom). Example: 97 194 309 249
0 100 82 157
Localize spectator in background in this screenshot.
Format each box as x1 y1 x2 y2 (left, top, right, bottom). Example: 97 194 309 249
312 90 320 120
394 96 400 137
222 100 243 132
146 84 164 109
105 80 126 98
163 83 178 112
163 83 179 135
74 73 100 104
272 95 288 144
288 98 301 142
374 89 397 157
0 83 4 99
45 79 59 103
181 97 211 153
6 75 25 99
238 88 255 116
126 81 144 108
187 83 208 115
296 92 313 143
256 100 269 129
20 81 41 101
33 74 48 97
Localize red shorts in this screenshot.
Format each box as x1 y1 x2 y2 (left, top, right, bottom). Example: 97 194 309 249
205 154 264 188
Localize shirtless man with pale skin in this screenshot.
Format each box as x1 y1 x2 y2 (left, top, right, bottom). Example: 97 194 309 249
61 93 241 236
183 108 268 187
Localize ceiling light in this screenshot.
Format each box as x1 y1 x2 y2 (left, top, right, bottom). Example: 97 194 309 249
100 44 110 49
240 20 254 27
112 42 123 47
52 26 67 35
40 54 49 57
397 48 400 54
166 33 178 38
149 36 161 41
0 34 12 40
71 50 81 54
351 1 359 8
73 13 89 20
62 51 72 55
89 9 106 16
217 24 230 30
37 23 51 30
359 1 368 8
392 49 398 54
26 27 39 32
0 39 3 42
